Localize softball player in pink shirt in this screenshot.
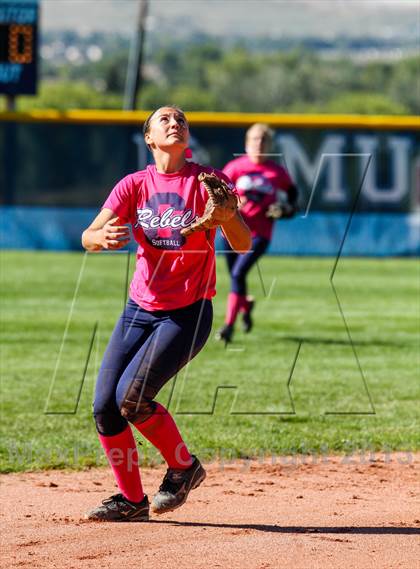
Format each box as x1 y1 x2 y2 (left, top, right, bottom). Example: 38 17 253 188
82 106 251 522
216 123 298 343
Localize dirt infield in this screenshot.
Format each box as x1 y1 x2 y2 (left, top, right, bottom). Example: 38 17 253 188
1 453 419 569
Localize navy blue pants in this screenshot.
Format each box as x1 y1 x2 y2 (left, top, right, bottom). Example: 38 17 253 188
222 235 269 296
94 298 213 436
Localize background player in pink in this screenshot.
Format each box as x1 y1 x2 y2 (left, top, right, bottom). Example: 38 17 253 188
81 106 251 521
216 123 298 343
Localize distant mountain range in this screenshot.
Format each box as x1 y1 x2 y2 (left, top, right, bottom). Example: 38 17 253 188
41 0 419 42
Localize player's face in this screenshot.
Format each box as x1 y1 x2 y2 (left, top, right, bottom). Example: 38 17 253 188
145 107 189 152
245 128 271 163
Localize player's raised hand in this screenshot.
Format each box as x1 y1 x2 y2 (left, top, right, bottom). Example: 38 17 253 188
100 217 131 249
82 209 131 251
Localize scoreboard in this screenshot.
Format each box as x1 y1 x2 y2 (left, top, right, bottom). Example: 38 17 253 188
0 1 38 95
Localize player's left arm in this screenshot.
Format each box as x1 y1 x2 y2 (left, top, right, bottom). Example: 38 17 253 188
266 166 299 220
282 167 299 215
218 168 251 251
181 170 251 251
279 183 299 218
221 211 252 252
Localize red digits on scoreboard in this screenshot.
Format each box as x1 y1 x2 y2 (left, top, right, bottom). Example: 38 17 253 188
9 24 33 64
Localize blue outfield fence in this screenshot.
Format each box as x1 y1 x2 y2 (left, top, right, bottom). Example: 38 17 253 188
1 111 419 256
1 206 419 256
268 212 420 257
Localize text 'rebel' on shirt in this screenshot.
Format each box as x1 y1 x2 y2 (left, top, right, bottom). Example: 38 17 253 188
223 155 293 240
103 162 234 311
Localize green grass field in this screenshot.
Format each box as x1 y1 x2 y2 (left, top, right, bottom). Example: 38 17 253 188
1 251 419 472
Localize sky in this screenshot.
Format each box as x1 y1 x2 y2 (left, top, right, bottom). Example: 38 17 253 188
40 0 419 40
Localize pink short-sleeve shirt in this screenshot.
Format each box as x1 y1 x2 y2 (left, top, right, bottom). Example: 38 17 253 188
223 155 293 240
103 162 234 311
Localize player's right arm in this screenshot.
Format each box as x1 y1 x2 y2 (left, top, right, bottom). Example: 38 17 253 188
81 208 130 252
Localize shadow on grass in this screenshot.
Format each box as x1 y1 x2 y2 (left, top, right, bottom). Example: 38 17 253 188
150 520 420 535
281 335 407 348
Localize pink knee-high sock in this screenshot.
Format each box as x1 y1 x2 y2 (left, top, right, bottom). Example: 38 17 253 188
134 403 192 469
98 426 144 503
225 292 246 325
